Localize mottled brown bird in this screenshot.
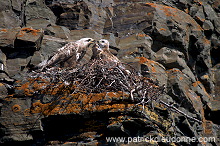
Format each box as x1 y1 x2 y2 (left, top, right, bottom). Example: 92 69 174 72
38 38 96 70
96 39 120 63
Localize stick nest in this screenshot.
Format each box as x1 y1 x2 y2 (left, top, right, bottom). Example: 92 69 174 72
30 59 165 104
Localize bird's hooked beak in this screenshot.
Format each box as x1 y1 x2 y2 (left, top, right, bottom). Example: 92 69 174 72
92 41 102 51
88 39 96 47
91 39 96 43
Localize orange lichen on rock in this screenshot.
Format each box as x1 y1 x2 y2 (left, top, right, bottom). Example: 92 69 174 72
136 33 149 37
147 12 152 15
27 90 134 116
136 57 158 73
31 101 48 114
12 104 21 112
195 0 203 5
159 28 167 31
31 100 63 116
136 57 148 64
87 93 106 103
192 81 212 99
24 108 32 117
162 6 177 17
17 31 25 37
145 106 171 128
203 120 213 135
0 29 7 32
184 8 189 14
21 27 41 36
145 3 177 17
202 37 211 45
106 91 129 99
195 15 205 22
146 2 202 32
17 27 42 37
192 81 202 87
16 76 136 115
166 68 183 74
15 81 34 96
63 104 81 114
145 3 157 8
29 78 49 90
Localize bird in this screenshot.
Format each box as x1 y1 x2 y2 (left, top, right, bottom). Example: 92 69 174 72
95 39 121 63
37 38 96 70
94 39 133 75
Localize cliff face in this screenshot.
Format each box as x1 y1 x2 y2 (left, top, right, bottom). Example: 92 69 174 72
0 0 220 145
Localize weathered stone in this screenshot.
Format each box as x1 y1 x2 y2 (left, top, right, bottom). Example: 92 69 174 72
117 32 154 60
26 19 54 30
0 0 11 11
0 0 22 28
142 59 167 87
212 64 220 100
211 34 220 50
104 2 154 37
48 0 107 33
213 17 220 34
45 26 70 40
207 100 220 112
6 57 32 79
194 37 212 88
189 6 199 17
203 20 214 31
191 80 211 104
51 1 91 30
155 47 186 70
123 57 167 87
25 0 56 29
167 68 204 117
15 27 44 50
0 83 7 98
1 28 43 78
0 28 20 48
0 49 7 73
0 10 21 29
203 3 218 21
11 0 22 12
202 120 219 140
0 97 40 143
86 1 108 34
70 29 102 41
154 47 197 82
28 51 43 67
211 0 220 12
182 67 197 82
194 6 206 24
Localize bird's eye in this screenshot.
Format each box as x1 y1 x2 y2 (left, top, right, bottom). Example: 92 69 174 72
87 39 91 42
101 40 105 43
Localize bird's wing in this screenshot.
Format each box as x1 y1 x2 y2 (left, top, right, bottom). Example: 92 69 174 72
77 46 93 66
46 42 77 67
